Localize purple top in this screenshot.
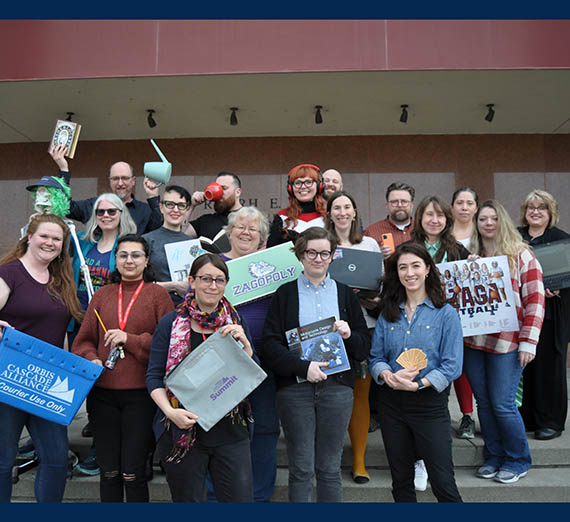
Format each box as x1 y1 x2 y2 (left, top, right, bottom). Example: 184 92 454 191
0 260 71 348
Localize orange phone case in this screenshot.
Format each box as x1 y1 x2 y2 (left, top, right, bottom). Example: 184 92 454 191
381 233 395 252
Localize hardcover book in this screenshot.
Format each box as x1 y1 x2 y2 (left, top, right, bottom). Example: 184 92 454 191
286 316 351 383
50 119 81 159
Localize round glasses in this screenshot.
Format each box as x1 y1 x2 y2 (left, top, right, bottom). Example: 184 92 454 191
292 179 316 189
304 249 332 261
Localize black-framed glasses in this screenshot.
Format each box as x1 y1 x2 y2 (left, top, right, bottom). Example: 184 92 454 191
96 208 122 217
526 205 547 213
116 251 146 261
195 275 227 287
292 179 316 189
304 249 332 261
161 200 190 210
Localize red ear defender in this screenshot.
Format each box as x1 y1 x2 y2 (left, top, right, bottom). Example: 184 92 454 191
287 163 323 197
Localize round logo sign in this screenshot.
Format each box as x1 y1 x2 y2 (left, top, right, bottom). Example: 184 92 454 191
348 263 357 272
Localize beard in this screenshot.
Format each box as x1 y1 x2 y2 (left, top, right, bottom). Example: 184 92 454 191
390 209 411 223
215 193 236 214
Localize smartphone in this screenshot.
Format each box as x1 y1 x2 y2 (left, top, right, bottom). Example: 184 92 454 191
381 233 395 253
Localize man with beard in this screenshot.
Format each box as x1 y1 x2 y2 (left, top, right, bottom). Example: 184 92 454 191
322 169 344 200
183 172 243 240
49 145 163 235
364 181 415 260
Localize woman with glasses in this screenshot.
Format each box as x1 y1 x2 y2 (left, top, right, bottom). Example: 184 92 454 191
325 190 381 485
72 234 174 502
142 185 193 306
267 163 327 247
219 207 280 502
69 193 137 475
517 190 569 441
262 227 370 502
464 200 544 484
146 253 256 502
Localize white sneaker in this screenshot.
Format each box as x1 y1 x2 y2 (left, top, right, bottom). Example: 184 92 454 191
414 459 428 491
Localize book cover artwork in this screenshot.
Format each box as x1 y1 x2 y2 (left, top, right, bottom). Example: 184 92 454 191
286 317 350 383
50 120 81 159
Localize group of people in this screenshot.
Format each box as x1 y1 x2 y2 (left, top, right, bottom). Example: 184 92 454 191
0 151 566 504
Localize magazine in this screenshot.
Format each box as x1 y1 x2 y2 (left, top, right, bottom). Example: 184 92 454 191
286 317 351 384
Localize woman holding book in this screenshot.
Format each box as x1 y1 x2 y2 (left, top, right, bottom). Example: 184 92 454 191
72 234 174 502
146 253 256 502
325 190 381 485
368 242 463 502
261 226 370 502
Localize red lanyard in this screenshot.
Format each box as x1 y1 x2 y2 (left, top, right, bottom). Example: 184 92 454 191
118 280 145 330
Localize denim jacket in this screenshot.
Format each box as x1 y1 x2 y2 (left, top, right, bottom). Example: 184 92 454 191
369 298 463 392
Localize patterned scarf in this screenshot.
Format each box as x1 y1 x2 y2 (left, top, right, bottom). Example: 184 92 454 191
163 287 244 463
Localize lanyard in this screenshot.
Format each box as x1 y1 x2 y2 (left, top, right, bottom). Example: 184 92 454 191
118 280 145 330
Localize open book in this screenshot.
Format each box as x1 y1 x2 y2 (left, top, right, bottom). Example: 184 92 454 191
286 317 351 383
199 229 231 254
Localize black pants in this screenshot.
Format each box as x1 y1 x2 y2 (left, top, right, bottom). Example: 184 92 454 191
157 431 253 502
520 318 569 432
376 384 462 503
87 387 157 502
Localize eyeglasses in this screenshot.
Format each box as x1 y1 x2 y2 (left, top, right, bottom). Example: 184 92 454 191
96 208 122 217
161 200 190 210
109 176 134 183
527 205 547 213
388 199 411 207
234 224 259 234
195 275 227 287
292 179 316 189
304 249 332 261
116 251 146 261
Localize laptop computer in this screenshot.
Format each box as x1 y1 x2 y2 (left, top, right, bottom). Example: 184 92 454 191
328 247 383 291
532 238 570 290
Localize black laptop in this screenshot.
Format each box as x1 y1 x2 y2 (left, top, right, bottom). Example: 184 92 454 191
532 238 570 290
328 247 383 291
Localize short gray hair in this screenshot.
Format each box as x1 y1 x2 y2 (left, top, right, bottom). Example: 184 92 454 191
83 193 137 242
224 206 270 248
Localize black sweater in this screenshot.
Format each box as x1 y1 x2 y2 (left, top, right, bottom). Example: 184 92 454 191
260 280 371 390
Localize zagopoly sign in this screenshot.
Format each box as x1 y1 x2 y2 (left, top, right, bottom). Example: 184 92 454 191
225 242 303 306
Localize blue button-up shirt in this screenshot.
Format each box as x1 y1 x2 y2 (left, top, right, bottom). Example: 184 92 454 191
368 297 463 392
297 272 340 326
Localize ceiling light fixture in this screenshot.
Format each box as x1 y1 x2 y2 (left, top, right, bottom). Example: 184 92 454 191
230 107 238 126
399 104 408 124
65 112 74 122
147 109 157 128
315 105 323 125
485 104 495 122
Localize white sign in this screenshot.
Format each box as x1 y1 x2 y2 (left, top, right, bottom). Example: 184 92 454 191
165 239 203 282
436 255 519 336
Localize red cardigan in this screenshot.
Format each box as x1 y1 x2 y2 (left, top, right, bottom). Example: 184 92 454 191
72 280 174 390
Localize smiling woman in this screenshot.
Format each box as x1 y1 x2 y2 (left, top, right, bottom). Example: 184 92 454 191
72 234 174 502
0 214 83 503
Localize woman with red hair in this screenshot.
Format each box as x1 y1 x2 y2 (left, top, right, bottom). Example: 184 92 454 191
267 164 327 247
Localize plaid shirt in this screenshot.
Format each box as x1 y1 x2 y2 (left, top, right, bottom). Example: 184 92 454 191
464 248 545 355
363 217 414 249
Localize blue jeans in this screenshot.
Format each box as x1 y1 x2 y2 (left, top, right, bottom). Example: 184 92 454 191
463 348 531 474
276 378 353 502
0 403 68 502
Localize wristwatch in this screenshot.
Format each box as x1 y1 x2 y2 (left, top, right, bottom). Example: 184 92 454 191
415 377 426 391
